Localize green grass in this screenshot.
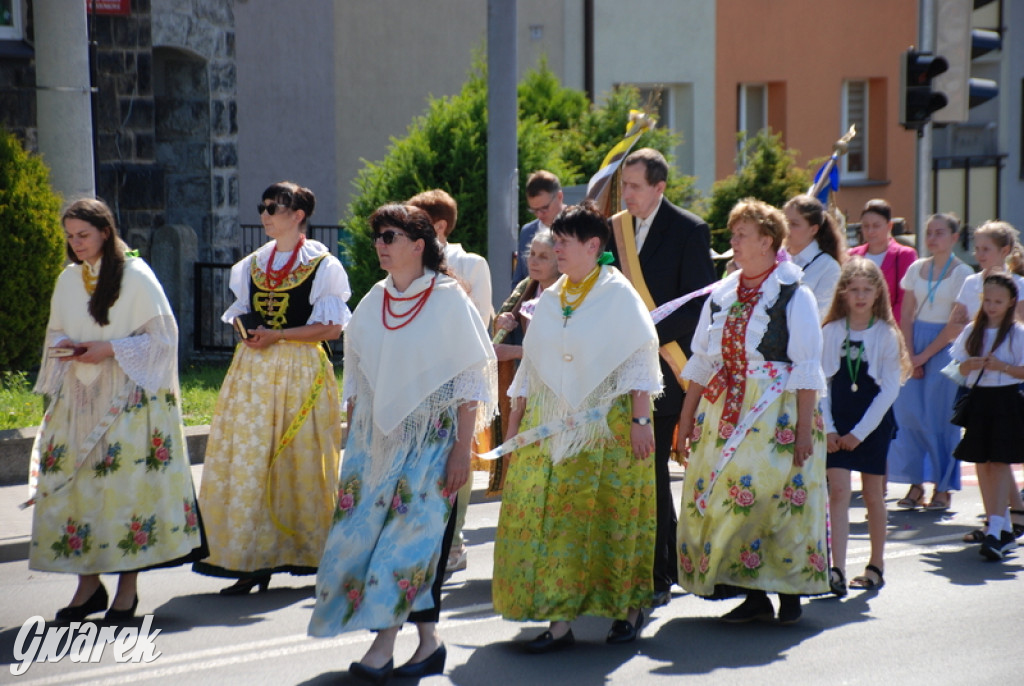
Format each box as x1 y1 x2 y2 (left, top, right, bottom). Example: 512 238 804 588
1 371 41 430
1 363 345 430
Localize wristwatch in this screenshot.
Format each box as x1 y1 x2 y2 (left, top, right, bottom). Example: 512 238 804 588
631 417 652 426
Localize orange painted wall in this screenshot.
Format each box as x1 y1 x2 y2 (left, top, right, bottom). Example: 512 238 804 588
716 0 920 233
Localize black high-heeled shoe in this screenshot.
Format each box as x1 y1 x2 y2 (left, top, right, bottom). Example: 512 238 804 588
393 643 446 678
349 658 393 685
55 583 108 622
104 595 138 621
219 576 270 596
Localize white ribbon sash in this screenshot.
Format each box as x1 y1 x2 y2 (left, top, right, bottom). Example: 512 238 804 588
475 403 612 462
694 362 792 515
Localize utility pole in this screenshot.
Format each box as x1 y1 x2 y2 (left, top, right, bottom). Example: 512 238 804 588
487 0 517 312
916 0 935 252
34 0 95 199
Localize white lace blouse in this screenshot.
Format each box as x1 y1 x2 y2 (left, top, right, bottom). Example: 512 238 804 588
682 261 826 392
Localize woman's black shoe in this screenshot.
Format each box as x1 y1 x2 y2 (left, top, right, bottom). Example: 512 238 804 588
349 658 393 684
777 594 803 625
104 595 138 622
219 576 270 596
721 592 774 623
55 583 108 622
393 643 446 678
525 628 575 654
606 609 644 644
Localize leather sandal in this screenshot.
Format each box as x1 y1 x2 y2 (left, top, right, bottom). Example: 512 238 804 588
923 491 952 511
829 567 848 597
896 485 925 510
849 564 884 591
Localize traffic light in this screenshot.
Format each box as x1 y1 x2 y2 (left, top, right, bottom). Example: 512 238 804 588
900 49 949 131
932 0 1001 123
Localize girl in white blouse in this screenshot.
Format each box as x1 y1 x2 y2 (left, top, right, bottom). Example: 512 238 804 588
783 195 845 321
822 258 911 593
951 274 1024 560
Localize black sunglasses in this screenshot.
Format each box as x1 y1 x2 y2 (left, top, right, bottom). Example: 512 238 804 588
257 201 289 216
372 230 411 245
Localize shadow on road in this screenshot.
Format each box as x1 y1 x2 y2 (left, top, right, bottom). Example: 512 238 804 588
146 584 318 635
919 546 1023 586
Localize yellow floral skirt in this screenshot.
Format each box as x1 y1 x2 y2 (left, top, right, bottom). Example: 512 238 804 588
30 382 204 574
677 379 829 597
196 341 341 577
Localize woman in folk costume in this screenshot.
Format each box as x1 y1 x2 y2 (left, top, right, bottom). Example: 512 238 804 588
493 201 662 652
308 204 497 683
195 181 351 594
488 229 561 494
676 198 828 625
29 198 205 622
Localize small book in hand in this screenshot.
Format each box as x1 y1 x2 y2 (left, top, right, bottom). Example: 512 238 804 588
49 346 86 358
232 311 266 339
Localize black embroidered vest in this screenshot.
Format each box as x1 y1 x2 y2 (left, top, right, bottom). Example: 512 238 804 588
756 282 798 363
248 254 327 329
709 281 799 363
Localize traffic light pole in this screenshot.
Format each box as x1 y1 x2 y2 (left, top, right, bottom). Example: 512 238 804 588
916 0 935 253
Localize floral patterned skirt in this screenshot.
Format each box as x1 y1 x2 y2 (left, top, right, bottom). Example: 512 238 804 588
29 381 204 574
196 341 341 578
678 378 829 597
308 409 456 636
492 395 656 621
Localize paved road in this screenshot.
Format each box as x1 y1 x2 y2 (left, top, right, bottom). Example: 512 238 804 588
1 464 1022 685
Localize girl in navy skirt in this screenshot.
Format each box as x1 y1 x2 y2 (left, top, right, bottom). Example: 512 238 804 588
951 273 1024 561
822 258 911 593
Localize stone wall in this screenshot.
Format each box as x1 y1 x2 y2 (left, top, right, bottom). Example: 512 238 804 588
152 0 238 263
91 0 163 255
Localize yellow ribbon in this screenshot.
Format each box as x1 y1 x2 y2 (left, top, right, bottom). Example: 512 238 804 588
264 341 328 536
611 210 689 389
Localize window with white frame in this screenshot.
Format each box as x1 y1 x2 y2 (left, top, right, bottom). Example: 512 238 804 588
737 84 767 139
842 80 868 179
1 0 22 40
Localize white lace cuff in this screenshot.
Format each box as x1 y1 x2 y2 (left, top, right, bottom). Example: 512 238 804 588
310 295 352 327
33 329 73 396
109 314 180 394
785 359 826 392
681 355 718 387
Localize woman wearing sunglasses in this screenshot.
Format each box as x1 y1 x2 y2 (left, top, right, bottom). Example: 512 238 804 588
195 181 352 595
309 204 496 682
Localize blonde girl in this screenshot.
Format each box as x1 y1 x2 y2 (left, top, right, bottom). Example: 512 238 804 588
951 274 1024 560
822 258 912 592
952 221 1024 542
952 221 1024 325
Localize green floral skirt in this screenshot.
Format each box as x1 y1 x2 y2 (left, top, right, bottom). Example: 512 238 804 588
493 394 656 621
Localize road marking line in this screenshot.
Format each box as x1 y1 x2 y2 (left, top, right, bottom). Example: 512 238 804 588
11 603 499 686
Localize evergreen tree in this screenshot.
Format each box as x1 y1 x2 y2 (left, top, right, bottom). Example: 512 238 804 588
705 129 811 253
0 130 65 370
341 57 701 304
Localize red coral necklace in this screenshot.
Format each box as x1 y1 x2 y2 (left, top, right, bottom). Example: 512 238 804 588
265 234 306 290
383 276 435 330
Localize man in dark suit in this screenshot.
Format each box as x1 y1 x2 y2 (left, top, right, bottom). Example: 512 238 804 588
612 148 716 606
513 171 564 287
